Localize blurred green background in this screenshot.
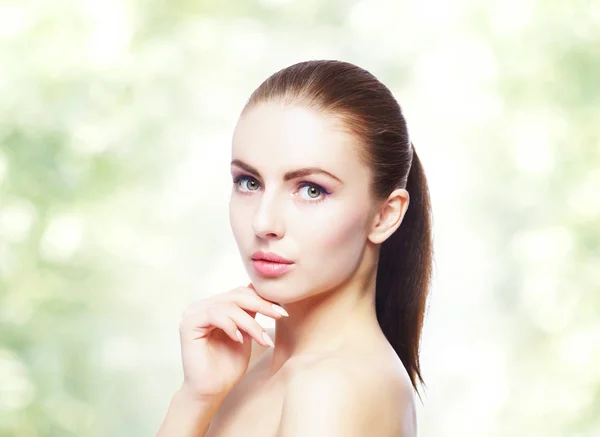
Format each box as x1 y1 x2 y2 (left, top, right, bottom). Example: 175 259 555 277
1 0 598 436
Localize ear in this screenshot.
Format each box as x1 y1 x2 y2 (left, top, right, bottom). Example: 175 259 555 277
367 188 410 245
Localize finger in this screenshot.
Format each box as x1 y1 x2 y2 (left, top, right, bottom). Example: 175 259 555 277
224 304 274 347
228 288 288 320
245 283 259 319
190 307 243 344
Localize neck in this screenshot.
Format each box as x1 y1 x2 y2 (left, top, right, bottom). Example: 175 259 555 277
267 247 383 375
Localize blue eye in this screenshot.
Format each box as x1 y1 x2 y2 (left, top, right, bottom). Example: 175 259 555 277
232 175 330 204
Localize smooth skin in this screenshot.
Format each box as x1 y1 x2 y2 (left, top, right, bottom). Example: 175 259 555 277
177 284 286 398
156 284 289 436
230 102 414 436
157 101 415 436
229 102 410 376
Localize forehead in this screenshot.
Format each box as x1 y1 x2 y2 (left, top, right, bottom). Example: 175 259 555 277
232 102 366 175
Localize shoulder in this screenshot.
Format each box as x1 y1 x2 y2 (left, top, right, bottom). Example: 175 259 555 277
277 355 416 437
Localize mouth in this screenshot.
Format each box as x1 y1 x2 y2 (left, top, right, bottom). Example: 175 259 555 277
251 250 293 264
251 259 294 277
250 251 294 277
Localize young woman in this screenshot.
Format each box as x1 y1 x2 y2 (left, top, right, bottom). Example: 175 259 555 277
156 60 433 437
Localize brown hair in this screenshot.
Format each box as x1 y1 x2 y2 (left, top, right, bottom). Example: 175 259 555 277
243 60 434 395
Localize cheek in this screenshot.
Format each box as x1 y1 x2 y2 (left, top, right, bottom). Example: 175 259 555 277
300 206 369 274
229 198 247 243
323 214 365 251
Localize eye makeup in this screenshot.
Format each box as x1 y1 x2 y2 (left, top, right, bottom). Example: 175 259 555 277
232 174 331 204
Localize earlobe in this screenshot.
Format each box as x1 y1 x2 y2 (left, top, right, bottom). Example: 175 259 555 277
368 220 399 245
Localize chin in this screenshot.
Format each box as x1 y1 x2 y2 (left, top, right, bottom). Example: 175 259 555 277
251 276 291 297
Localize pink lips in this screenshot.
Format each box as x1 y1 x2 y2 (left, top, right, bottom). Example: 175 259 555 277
251 251 294 277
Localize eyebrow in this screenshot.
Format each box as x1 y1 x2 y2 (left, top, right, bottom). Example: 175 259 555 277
230 159 343 184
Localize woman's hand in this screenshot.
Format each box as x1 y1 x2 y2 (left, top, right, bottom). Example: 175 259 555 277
177 283 288 401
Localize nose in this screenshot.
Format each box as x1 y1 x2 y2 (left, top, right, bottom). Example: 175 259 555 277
252 190 284 240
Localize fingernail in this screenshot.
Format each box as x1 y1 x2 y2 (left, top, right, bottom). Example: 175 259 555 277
272 304 289 317
262 331 275 347
236 329 244 344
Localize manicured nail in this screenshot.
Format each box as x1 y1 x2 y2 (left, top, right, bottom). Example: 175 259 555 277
262 331 274 347
236 329 244 344
272 304 289 317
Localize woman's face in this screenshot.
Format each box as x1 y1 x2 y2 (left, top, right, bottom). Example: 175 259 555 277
229 102 378 303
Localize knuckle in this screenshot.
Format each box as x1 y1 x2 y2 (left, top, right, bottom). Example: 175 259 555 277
222 288 243 302
238 286 256 297
205 305 220 318
231 286 247 295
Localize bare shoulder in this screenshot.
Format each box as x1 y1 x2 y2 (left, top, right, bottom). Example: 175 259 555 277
277 353 416 437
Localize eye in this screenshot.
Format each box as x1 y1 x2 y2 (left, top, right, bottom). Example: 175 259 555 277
233 175 260 192
232 175 329 203
298 183 329 202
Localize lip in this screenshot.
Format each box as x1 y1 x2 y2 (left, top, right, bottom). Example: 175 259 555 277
251 251 294 277
252 260 294 277
251 251 293 264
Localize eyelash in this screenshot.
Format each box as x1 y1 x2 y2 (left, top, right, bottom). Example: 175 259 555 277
232 174 330 204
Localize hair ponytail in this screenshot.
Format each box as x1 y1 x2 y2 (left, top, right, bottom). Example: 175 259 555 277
375 143 433 396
